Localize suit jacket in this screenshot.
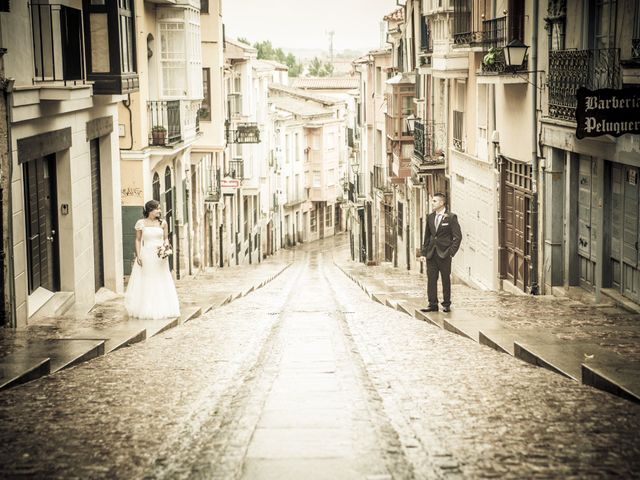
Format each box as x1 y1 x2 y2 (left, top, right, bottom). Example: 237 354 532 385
420 211 462 259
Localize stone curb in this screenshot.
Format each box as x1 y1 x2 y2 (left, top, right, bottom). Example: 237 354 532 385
333 261 640 404
0 262 292 392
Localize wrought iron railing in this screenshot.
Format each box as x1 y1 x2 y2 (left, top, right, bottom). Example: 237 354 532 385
453 111 465 152
148 100 182 146
227 160 244 179
30 3 86 84
452 0 472 45
480 15 526 73
548 48 621 121
226 122 260 144
413 120 447 163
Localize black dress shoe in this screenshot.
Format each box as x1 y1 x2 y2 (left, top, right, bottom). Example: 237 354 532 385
420 306 439 312
442 306 451 313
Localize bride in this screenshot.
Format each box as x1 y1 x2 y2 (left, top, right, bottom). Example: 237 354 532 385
124 200 180 319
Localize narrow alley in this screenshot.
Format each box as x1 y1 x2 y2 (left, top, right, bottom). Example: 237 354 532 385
0 238 638 479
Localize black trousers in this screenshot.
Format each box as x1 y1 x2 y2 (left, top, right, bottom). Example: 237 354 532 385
426 255 452 308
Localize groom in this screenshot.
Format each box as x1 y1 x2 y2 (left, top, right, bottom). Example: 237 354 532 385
419 193 462 313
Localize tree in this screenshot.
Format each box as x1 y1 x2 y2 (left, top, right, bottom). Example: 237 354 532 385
308 57 326 77
307 57 334 77
253 40 304 77
237 37 251 46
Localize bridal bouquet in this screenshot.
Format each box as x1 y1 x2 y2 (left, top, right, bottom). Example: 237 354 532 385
157 244 173 259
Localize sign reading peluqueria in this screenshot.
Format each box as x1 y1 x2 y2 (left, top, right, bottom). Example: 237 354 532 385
575 87 640 139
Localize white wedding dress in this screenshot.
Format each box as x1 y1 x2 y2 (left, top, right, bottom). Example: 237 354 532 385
124 219 180 319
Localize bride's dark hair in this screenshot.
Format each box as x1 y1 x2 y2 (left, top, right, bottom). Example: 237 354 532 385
143 200 161 218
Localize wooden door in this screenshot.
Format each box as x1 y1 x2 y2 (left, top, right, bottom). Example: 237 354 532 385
384 203 394 262
622 166 640 302
90 139 104 291
24 154 59 294
577 157 597 288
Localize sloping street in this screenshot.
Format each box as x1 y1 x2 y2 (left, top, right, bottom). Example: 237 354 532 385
1 238 638 479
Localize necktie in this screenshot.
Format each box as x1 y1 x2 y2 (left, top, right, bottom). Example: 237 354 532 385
436 213 442 230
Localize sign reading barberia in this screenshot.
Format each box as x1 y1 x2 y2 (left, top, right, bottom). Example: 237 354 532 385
575 87 640 139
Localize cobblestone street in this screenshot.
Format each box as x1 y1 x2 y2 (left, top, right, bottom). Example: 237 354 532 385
1 237 639 479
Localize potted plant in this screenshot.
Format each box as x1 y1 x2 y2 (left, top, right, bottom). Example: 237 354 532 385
151 125 167 146
483 47 499 66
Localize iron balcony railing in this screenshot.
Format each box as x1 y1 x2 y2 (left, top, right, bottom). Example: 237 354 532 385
480 15 526 73
226 122 260 144
227 160 244 180
148 100 182 146
548 48 621 121
30 3 86 84
413 120 447 163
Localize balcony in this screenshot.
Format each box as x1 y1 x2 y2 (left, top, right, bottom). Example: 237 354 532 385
148 100 182 146
452 0 472 46
373 165 391 193
385 115 414 142
480 15 527 74
226 122 260 144
29 3 91 100
413 120 446 167
548 49 621 121
226 160 244 180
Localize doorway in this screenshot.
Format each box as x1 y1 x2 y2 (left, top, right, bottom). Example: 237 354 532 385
610 163 640 303
90 139 104 291
24 154 60 294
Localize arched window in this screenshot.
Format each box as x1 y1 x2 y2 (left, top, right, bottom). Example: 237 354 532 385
152 172 160 201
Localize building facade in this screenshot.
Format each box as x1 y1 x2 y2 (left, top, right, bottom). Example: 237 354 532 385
1 1 137 326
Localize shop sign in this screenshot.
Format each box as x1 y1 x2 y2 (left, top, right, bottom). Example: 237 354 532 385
221 179 240 188
575 87 640 139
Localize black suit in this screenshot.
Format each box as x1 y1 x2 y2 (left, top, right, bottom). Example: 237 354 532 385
420 210 462 308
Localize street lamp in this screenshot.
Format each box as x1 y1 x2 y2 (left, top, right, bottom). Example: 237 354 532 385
405 114 417 135
351 160 360 196
503 38 529 72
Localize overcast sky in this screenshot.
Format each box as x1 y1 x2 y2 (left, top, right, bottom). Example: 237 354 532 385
221 0 397 52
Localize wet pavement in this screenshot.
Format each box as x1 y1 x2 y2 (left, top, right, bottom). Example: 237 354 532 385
0 235 639 478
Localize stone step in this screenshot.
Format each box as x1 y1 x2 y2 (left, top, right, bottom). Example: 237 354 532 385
582 361 640 404
0 357 50 390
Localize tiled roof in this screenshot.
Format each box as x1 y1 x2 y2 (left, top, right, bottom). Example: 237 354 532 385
290 77 359 90
383 7 404 22
269 84 342 106
270 96 333 118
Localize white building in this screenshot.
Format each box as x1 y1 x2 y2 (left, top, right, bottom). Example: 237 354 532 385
1 1 137 326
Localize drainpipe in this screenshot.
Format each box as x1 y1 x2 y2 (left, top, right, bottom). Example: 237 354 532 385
530 0 540 295
172 157 181 279
2 74 15 327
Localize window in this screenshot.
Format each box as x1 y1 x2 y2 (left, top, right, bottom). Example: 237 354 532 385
295 174 300 200
200 0 209 14
158 7 201 98
326 205 333 227
285 134 290 163
313 171 321 187
295 133 300 161
328 169 335 185
327 133 335 150
159 19 186 96
152 172 160 201
118 0 135 73
310 209 317 232
201 68 211 120
398 201 403 238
